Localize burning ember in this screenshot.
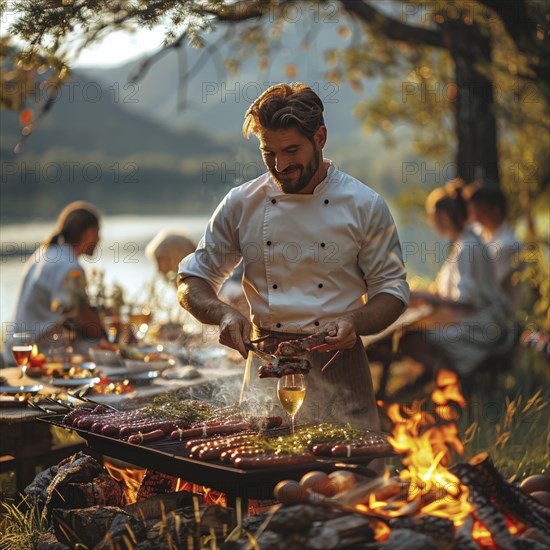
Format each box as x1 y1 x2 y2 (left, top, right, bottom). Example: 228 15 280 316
356 370 472 526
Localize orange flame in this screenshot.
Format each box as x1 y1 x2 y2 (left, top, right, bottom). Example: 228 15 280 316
104 460 146 504
356 369 473 528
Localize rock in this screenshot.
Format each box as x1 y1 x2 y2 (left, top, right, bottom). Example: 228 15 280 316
48 472 124 512
52 505 129 548
94 512 147 549
268 504 315 533
24 465 58 510
387 528 438 550
254 531 283 550
34 530 69 550
306 525 339 549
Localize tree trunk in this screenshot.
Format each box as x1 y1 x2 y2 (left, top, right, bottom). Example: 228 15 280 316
446 20 500 186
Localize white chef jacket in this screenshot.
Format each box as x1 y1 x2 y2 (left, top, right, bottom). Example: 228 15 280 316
179 162 409 333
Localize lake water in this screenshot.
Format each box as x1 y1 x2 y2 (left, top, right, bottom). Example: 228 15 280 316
0 215 211 328
1 212 441 335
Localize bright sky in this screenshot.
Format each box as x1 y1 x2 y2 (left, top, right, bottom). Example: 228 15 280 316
72 27 170 68
1 9 170 68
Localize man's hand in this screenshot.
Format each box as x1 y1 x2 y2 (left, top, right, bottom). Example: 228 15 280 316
318 317 357 352
179 276 252 359
219 310 252 359
316 293 406 352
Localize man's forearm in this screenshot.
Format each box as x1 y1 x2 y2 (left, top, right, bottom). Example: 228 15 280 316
177 276 236 325
347 293 405 336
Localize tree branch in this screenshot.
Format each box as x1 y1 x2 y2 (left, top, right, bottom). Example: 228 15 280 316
339 0 444 49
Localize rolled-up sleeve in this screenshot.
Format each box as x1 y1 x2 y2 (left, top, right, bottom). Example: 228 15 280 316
178 191 242 294
358 195 410 308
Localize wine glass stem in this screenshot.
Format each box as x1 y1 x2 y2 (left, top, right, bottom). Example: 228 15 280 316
290 414 295 434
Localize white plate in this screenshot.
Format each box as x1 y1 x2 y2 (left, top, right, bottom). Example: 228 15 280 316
49 377 101 388
0 384 43 395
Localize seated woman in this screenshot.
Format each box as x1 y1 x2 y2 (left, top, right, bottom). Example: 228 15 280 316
3 201 107 361
399 184 515 389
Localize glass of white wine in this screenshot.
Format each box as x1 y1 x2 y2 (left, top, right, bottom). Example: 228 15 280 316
277 373 306 434
129 306 151 343
11 332 34 379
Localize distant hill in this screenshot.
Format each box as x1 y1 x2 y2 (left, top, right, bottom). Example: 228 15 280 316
83 23 372 138
1 19 430 222
0 66 250 221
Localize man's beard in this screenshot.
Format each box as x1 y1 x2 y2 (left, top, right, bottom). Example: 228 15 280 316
270 149 321 194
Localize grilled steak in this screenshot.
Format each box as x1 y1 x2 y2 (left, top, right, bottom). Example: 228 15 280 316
275 332 328 356
258 358 312 378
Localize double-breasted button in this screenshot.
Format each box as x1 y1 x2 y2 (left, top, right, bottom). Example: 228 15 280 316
267 240 272 246
272 284 278 289
276 323 282 328
314 321 320 326
318 283 323 288
324 199 329 205
271 199 277 204
320 242 326 248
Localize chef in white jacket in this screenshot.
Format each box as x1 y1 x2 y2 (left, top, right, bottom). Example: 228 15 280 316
178 83 409 431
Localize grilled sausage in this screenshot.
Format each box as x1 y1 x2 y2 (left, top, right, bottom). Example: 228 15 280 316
119 420 176 437
233 453 314 469
311 443 332 456
128 429 166 445
330 443 392 457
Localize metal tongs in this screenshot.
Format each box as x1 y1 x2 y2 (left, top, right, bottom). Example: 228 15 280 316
245 335 277 362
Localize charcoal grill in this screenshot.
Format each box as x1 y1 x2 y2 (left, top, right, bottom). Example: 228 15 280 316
40 414 393 513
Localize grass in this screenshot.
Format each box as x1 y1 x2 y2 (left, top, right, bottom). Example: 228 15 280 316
0 498 49 550
458 348 549 479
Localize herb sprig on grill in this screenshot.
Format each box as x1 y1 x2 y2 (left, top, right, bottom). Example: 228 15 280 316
246 423 366 455
142 395 215 423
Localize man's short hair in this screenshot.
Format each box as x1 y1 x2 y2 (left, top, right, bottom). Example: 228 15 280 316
243 83 325 139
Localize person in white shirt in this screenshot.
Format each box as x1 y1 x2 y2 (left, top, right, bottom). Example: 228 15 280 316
177 83 409 431
402 186 515 382
468 186 523 309
3 201 106 362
